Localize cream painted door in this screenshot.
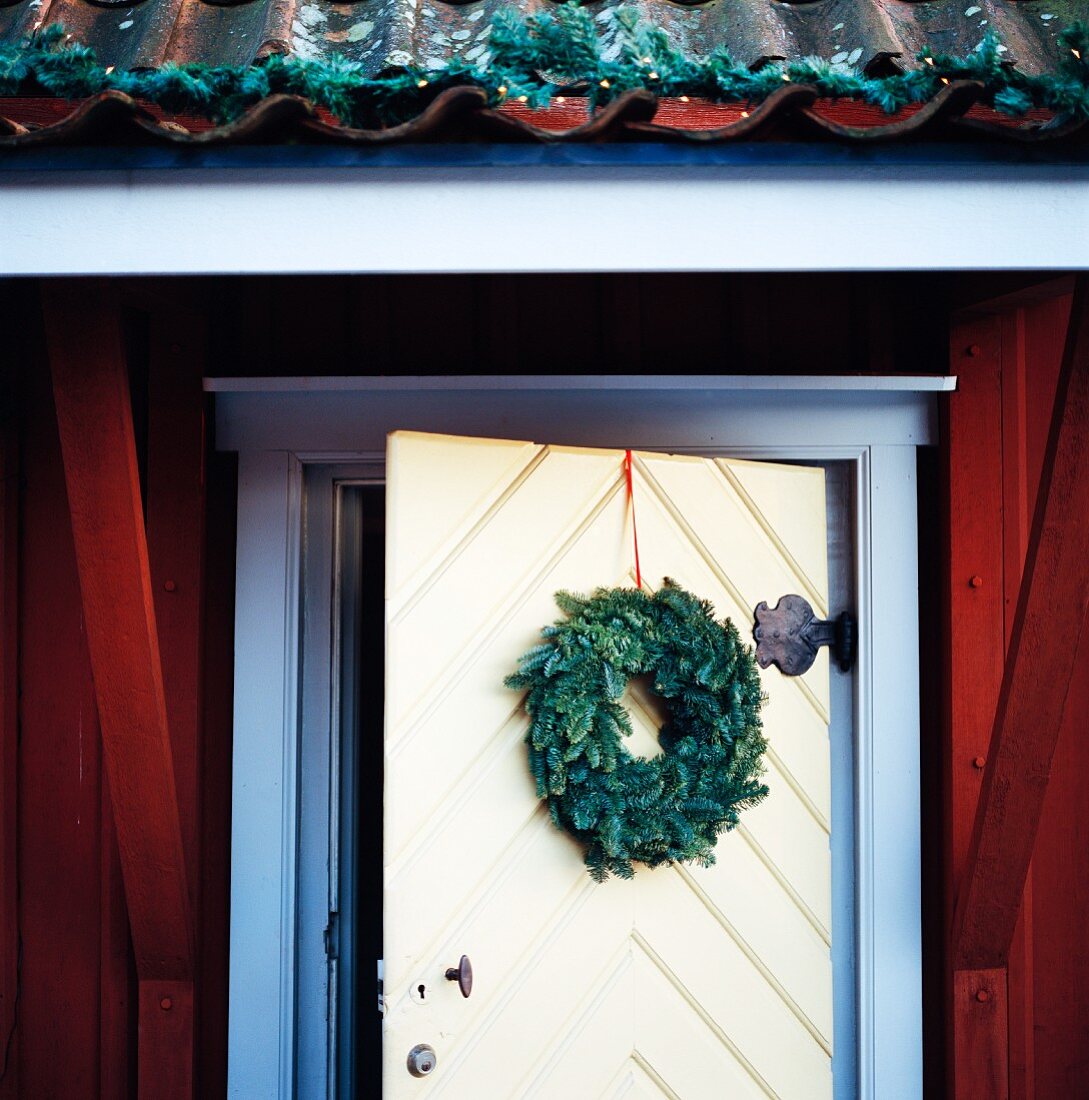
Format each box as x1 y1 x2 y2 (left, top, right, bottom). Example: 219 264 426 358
383 431 833 1099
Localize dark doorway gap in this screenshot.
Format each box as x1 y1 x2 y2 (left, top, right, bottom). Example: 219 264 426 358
340 483 385 1093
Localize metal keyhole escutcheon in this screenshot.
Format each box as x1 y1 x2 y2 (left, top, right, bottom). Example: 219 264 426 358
445 954 473 998
407 1044 437 1078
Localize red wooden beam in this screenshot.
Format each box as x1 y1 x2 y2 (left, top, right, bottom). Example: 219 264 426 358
146 311 208 1094
943 316 1008 1098
953 275 1089 971
44 280 193 981
953 969 1009 1100
146 315 207 931
43 281 194 1097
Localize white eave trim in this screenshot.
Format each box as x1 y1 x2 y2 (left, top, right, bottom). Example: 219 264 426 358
3 165 1088 274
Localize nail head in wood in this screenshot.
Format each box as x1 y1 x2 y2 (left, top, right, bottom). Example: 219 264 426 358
163 580 177 592
973 756 987 769
969 575 984 588
160 997 173 1011
975 989 990 1003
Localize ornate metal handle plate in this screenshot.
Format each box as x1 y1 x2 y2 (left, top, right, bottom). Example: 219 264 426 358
753 594 856 676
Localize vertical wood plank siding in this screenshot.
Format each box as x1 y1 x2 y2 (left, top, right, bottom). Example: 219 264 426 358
946 285 1085 1099
0 281 233 1098
16 340 107 1096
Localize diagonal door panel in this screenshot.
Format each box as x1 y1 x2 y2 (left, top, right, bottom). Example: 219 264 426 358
385 432 833 1099
713 459 830 620
631 948 779 1100
386 483 630 866
387 433 543 600
637 453 831 715
631 462 831 811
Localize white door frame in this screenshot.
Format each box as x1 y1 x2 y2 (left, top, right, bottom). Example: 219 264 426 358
214 374 953 1099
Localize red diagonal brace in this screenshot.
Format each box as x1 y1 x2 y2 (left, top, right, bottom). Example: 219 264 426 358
44 281 194 1096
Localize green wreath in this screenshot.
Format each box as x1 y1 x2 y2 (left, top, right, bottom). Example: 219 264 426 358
505 581 768 882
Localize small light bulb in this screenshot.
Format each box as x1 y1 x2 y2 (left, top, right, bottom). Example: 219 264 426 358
105 65 115 74
600 79 610 89
924 56 935 66
556 96 566 103
642 56 652 65
781 73 791 82
940 76 950 85
741 109 750 118
1074 48 1083 59
416 78 428 88
517 94 528 102
679 95 690 103
497 85 507 95
648 71 659 80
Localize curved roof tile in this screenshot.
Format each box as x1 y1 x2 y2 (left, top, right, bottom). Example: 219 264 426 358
1 0 1083 76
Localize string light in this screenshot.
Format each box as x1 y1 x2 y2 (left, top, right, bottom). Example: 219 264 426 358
12 10 1087 133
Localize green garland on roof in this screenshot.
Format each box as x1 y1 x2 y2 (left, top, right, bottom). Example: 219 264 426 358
505 582 767 882
1 7 1088 129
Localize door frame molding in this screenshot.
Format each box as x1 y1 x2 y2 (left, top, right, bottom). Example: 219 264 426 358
216 376 946 1098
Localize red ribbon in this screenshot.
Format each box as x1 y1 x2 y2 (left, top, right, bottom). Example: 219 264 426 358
624 450 642 589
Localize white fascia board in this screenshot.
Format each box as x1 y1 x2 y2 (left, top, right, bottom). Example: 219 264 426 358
3 165 1088 274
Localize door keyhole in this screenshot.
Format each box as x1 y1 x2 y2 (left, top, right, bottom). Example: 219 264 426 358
417 983 426 1001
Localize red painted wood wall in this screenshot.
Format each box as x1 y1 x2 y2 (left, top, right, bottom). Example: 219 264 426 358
945 281 1088 1099
0 273 1085 1096
0 283 236 1099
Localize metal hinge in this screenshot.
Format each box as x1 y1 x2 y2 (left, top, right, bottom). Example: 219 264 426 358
753 594 857 676
377 958 385 1016
323 912 340 961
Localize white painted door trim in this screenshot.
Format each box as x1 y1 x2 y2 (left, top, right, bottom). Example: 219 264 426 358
220 376 935 1099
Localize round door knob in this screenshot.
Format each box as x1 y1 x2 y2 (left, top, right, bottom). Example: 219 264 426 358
445 954 473 998
407 1044 437 1077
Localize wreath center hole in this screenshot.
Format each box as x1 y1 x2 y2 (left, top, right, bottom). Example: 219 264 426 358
619 674 671 760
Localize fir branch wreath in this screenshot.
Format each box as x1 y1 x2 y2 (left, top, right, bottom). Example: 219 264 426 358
505 581 767 882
